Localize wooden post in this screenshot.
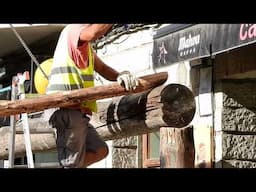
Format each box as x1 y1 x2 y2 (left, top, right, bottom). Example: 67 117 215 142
160 126 195 168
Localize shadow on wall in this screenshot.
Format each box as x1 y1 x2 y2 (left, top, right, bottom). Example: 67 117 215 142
195 160 237 168
219 78 256 110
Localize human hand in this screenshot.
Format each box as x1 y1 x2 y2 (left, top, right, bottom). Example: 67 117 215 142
117 71 138 91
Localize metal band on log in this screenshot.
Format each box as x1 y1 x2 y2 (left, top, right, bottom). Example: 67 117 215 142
0 83 195 159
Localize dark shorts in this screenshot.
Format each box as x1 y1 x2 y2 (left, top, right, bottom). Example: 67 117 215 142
48 108 107 168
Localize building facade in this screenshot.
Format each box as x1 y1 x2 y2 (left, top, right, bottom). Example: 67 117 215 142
1 24 256 168
96 24 256 168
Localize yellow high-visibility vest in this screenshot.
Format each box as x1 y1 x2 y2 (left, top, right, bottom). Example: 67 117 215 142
46 28 97 112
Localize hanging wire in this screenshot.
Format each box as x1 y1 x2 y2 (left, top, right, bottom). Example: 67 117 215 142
112 35 130 44
9 24 48 80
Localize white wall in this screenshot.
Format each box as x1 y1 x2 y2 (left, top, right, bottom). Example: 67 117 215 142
87 141 113 168
96 29 155 77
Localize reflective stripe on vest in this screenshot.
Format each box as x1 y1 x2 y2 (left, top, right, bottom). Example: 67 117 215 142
47 43 97 112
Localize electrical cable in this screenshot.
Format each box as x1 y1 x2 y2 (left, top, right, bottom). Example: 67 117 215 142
9 24 48 80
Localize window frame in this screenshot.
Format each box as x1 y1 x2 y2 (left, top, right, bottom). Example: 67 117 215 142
142 134 160 168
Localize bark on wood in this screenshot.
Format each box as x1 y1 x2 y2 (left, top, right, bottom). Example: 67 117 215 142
0 83 196 159
93 83 196 140
160 126 195 168
0 72 168 117
0 127 56 159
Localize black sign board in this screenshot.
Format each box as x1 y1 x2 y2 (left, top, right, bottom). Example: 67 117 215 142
152 24 256 68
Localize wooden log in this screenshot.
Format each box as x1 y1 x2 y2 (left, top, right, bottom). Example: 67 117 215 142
160 126 195 168
93 83 196 140
0 83 196 159
0 127 56 159
0 72 168 117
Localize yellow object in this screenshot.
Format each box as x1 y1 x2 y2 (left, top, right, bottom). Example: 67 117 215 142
34 58 53 94
47 44 97 112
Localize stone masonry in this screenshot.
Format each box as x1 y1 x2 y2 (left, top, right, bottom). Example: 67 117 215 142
219 79 256 168
112 136 138 168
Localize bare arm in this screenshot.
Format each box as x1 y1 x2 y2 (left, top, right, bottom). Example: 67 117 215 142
79 24 118 80
94 53 119 81
82 24 138 91
80 24 113 42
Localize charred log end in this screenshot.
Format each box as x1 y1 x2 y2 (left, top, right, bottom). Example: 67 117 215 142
161 84 196 128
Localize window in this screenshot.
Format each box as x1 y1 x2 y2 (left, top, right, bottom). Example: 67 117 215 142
142 131 160 168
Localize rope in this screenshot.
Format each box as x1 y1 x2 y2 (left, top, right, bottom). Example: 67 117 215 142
9 24 49 80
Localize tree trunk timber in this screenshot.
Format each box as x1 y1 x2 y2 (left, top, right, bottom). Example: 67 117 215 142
0 72 168 117
93 83 195 140
160 126 195 168
0 83 196 159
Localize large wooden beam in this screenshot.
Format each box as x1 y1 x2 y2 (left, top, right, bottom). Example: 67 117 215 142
0 127 56 159
92 83 195 140
0 72 168 117
0 83 196 159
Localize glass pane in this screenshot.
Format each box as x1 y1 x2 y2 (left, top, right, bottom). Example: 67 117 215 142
34 151 58 163
149 131 160 159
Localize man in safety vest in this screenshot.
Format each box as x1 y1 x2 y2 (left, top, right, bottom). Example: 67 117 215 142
44 24 138 168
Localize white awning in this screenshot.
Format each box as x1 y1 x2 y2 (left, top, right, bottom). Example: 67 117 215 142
0 24 66 58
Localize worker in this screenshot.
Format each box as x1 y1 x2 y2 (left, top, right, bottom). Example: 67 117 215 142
44 24 138 168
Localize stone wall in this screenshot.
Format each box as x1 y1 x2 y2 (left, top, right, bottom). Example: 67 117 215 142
219 79 256 168
112 136 138 168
